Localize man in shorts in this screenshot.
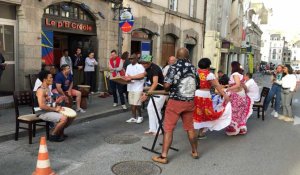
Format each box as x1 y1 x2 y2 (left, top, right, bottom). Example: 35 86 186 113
152 48 199 164
124 54 145 123
36 70 74 142
52 64 85 113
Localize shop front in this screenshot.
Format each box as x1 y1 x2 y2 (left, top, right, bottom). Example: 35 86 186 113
0 2 17 95
42 2 97 68
131 28 153 56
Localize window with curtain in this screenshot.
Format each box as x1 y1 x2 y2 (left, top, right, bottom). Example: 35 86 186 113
169 0 178 11
189 0 195 17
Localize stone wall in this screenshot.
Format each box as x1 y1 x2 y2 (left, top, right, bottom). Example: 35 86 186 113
16 0 118 90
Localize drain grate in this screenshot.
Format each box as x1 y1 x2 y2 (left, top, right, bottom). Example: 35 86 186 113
112 161 162 175
104 134 141 144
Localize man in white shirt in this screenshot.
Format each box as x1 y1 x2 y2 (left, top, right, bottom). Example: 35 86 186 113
124 54 145 123
60 49 73 75
244 73 260 102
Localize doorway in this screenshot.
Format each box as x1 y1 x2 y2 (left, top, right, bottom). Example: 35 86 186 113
53 32 97 68
0 19 16 95
162 34 176 66
185 44 195 63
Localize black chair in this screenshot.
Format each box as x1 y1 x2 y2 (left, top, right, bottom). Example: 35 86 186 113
253 87 270 121
26 74 39 90
13 91 50 144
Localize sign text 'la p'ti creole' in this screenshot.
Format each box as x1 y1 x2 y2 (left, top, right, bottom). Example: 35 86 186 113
45 18 93 31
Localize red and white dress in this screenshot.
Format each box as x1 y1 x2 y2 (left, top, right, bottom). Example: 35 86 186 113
225 72 253 136
193 69 232 131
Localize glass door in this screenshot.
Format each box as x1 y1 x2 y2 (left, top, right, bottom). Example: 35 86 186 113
0 20 16 95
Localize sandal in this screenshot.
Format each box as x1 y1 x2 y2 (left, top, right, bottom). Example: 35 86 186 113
152 155 168 164
191 152 199 159
197 134 207 140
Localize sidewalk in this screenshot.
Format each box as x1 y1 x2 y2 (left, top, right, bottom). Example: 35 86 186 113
0 94 129 143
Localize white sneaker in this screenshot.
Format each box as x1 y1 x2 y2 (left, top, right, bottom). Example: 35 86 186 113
113 103 117 107
271 110 276 116
274 112 279 118
126 118 137 123
136 117 143 124
122 105 127 109
76 108 86 113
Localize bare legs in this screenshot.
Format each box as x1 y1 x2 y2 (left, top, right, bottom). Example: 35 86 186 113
161 130 198 158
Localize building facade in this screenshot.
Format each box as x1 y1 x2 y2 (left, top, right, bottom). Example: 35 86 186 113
0 0 122 92
240 0 263 73
203 0 244 74
269 34 285 65
291 40 300 70
203 0 231 73
122 0 205 66
0 0 205 93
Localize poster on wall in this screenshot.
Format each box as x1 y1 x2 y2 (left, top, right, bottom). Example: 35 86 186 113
141 41 151 56
41 29 54 65
248 54 254 74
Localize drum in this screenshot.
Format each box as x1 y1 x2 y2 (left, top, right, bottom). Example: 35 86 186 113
59 107 77 118
78 85 90 109
110 77 129 85
77 85 90 97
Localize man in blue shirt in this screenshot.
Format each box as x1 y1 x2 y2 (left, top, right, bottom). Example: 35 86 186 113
52 64 86 113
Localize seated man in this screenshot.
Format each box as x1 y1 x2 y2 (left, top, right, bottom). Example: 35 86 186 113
36 70 74 142
52 64 85 113
244 73 260 102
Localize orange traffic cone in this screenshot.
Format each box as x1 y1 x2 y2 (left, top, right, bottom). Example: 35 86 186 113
32 136 56 175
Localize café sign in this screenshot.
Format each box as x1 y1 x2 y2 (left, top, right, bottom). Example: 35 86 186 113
43 17 96 34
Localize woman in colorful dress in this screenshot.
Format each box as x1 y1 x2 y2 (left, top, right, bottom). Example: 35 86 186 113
225 61 253 136
193 58 231 139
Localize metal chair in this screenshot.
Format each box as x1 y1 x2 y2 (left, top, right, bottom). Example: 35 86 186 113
13 91 49 144
253 87 270 121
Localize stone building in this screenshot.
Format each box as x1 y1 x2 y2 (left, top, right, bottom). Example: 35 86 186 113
203 0 244 74
0 0 205 93
121 0 205 66
269 34 285 65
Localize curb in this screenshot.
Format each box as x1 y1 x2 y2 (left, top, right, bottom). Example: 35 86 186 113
0 102 14 110
0 108 128 143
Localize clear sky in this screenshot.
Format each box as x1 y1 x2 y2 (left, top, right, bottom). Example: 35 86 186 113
262 0 300 41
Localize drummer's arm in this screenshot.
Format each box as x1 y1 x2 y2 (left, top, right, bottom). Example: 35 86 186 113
128 72 146 80
36 89 61 112
149 76 158 92
164 83 171 91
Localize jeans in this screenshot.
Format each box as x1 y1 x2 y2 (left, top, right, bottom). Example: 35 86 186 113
109 80 125 105
281 89 294 118
85 71 96 92
263 84 281 112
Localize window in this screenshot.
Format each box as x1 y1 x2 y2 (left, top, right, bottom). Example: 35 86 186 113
295 57 297 61
44 3 93 21
169 0 178 11
279 49 281 53
142 0 151 2
189 0 196 17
